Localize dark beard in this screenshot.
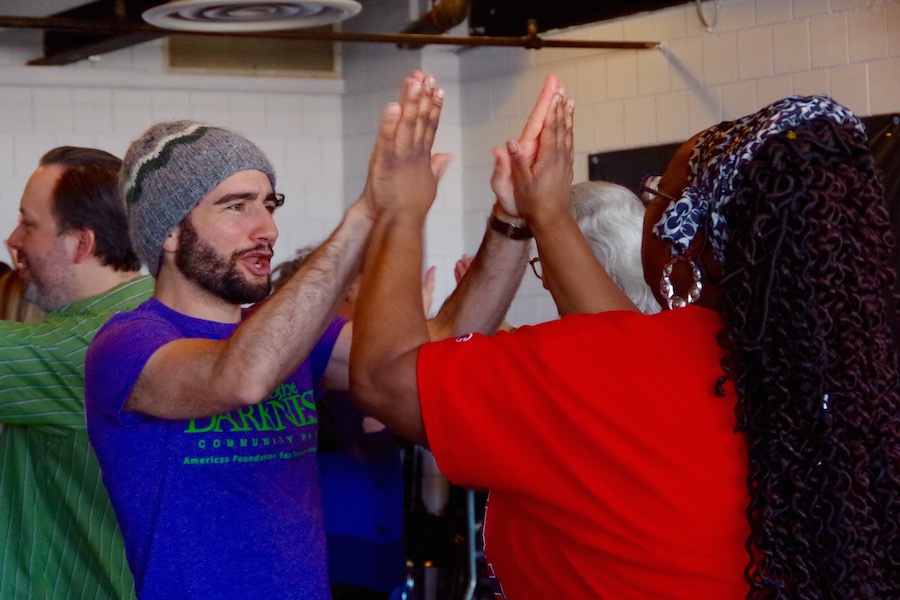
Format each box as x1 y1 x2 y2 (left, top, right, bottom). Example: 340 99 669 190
175 216 271 305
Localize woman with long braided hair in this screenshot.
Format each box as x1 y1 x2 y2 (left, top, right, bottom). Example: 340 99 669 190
351 79 898 599
642 98 899 598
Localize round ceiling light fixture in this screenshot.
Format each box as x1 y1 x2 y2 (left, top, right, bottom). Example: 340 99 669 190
142 0 362 32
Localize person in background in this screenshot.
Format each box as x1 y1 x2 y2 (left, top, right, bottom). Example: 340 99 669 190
84 70 531 599
456 179 660 325
271 247 435 599
0 146 151 600
1 245 45 323
351 75 899 600
565 180 659 315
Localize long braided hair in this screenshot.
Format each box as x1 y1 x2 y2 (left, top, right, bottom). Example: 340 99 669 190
715 117 900 598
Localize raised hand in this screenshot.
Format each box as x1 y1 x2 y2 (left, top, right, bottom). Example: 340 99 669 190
364 71 449 220
491 73 564 219
515 73 564 169
507 87 575 227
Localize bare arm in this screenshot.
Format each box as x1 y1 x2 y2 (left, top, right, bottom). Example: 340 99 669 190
127 203 371 419
352 74 567 445
426 226 530 341
425 74 568 339
351 73 444 444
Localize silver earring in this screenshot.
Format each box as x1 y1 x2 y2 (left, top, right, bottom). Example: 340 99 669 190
660 257 702 310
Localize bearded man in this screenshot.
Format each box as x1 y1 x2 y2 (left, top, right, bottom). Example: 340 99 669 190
84 70 529 599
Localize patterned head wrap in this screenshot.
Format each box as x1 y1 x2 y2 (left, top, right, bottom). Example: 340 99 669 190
653 95 868 265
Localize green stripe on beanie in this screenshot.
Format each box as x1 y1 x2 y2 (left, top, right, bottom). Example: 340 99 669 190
120 120 276 277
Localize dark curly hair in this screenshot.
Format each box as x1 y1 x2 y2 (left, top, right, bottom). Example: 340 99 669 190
714 117 900 598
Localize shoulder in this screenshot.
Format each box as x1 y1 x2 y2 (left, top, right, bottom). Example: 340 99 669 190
90 299 180 354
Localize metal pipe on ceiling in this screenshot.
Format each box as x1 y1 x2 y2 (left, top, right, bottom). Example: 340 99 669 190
0 15 660 51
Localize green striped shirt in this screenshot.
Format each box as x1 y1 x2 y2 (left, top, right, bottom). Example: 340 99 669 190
1 276 153 600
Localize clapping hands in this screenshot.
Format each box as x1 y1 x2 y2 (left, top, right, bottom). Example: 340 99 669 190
363 71 451 221
491 74 575 227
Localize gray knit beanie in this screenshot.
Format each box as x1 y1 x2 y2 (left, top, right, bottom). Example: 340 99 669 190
120 120 276 277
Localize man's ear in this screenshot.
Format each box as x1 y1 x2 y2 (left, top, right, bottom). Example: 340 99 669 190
162 226 180 253
71 228 96 264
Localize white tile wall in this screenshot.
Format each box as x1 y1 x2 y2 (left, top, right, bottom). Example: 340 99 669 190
449 0 900 324
703 32 739 86
755 0 792 26
848 8 889 63
0 0 895 326
831 64 870 115
0 31 344 271
810 14 849 69
793 69 831 97
773 20 812 76
737 28 774 80
888 3 900 57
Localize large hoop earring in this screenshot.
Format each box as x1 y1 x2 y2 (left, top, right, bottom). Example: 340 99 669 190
660 256 703 310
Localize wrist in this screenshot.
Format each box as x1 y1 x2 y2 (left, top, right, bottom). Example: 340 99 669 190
489 203 533 240
491 201 526 226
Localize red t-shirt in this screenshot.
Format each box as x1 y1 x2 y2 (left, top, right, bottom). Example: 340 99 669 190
418 307 750 599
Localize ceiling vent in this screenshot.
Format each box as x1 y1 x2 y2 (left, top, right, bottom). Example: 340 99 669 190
166 28 337 77
143 0 361 32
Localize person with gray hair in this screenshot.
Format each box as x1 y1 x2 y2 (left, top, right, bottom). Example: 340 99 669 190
456 180 659 332
540 180 660 315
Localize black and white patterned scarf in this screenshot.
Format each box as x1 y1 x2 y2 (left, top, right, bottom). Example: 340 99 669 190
653 95 868 264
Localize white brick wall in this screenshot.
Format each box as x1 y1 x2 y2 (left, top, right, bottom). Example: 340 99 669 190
450 0 900 325
0 37 344 273
0 0 896 325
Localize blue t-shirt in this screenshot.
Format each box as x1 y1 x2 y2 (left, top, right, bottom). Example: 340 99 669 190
85 298 346 599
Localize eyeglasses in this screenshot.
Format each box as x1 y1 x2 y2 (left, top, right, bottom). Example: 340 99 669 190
639 175 678 207
529 257 542 280
264 193 286 212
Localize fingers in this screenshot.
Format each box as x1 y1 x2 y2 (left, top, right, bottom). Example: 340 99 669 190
454 254 474 284
540 91 562 147
418 76 443 151
431 153 453 183
506 138 530 183
374 102 402 161
397 75 425 150
395 74 443 157
421 265 436 314
490 146 511 182
535 93 571 169
519 73 560 143
489 146 512 196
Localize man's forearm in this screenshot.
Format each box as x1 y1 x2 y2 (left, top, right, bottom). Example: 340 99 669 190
430 215 532 339
129 203 373 419
222 204 372 400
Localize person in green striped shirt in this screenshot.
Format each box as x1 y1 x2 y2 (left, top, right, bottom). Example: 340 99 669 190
1 146 152 600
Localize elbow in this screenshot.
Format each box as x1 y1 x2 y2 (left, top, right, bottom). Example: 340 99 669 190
349 355 387 417
350 348 427 445
210 374 273 412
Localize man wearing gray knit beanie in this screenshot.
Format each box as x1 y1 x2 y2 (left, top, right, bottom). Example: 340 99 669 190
83 71 537 599
83 108 374 597
83 109 376 597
